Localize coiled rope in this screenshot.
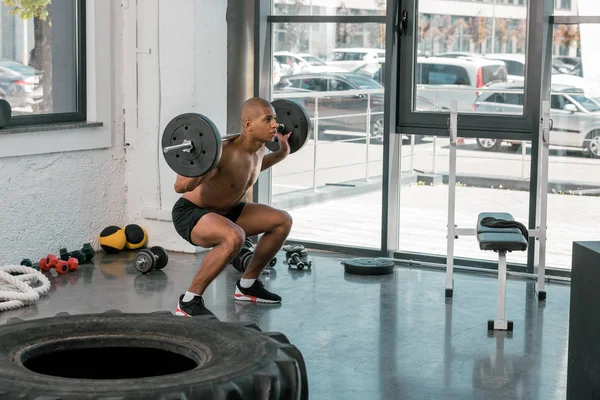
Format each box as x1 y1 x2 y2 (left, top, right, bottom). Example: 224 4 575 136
0 265 51 311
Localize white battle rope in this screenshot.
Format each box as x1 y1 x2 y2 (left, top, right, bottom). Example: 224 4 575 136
0 265 51 311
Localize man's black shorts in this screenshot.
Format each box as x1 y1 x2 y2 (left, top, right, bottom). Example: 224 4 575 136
172 197 246 245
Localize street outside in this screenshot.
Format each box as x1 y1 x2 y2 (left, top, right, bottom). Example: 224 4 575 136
272 135 600 271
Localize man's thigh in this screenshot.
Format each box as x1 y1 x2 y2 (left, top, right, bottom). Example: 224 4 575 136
234 203 291 237
190 213 244 248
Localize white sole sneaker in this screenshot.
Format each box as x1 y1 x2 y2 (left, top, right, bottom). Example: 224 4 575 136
175 305 191 317
234 287 281 304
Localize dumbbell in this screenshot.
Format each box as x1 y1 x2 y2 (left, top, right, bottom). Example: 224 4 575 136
39 254 58 272
81 243 95 262
134 246 169 274
60 248 86 264
231 239 277 273
55 258 78 274
20 259 39 271
283 244 312 270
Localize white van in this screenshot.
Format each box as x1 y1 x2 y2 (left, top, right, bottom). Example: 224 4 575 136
416 56 509 112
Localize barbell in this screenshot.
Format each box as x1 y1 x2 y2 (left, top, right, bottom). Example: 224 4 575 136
161 99 311 178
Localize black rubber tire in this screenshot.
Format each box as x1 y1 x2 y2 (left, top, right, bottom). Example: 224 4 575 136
0 311 308 399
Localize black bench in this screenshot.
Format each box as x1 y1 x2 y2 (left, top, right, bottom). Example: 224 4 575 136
477 212 528 331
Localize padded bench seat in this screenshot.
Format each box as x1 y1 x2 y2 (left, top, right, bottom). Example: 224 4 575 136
477 212 528 252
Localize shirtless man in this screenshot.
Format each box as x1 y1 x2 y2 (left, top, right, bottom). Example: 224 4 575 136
171 97 293 317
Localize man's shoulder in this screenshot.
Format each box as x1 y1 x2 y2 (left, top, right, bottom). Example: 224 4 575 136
222 133 241 142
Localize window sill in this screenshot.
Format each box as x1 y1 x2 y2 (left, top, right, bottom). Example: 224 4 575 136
0 121 103 135
0 120 110 158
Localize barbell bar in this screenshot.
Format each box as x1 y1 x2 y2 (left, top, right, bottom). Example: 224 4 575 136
161 99 311 178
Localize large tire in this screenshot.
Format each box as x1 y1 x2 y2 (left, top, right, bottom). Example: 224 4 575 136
0 311 308 399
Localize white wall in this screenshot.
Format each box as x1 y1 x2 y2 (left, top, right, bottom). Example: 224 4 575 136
123 0 227 253
0 0 228 263
0 0 125 264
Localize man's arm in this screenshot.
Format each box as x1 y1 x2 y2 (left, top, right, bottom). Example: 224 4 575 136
174 167 218 193
261 132 292 171
261 149 289 171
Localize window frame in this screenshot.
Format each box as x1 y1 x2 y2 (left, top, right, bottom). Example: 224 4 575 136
395 0 537 140
4 0 87 128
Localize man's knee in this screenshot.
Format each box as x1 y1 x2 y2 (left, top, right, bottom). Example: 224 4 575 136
277 210 293 233
222 225 246 254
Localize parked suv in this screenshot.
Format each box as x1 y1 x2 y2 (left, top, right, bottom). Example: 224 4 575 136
472 82 600 157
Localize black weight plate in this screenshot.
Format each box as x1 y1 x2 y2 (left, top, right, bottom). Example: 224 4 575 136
0 99 11 128
267 99 311 154
162 113 222 178
134 249 155 274
342 258 394 275
150 246 169 270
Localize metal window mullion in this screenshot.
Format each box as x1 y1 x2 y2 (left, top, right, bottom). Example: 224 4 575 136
267 15 386 23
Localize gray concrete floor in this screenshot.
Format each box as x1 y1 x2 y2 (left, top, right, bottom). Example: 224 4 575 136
1 249 570 400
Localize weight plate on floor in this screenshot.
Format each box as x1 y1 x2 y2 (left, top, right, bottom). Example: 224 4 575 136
342 258 394 275
267 99 311 154
134 249 156 274
162 113 222 177
150 246 169 270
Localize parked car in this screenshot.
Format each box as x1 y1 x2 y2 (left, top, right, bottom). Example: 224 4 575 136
274 51 345 75
325 48 385 72
0 60 42 110
472 82 600 157
415 56 509 112
274 71 436 139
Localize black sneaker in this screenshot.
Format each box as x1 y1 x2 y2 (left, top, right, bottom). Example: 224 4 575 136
175 294 217 318
234 280 281 304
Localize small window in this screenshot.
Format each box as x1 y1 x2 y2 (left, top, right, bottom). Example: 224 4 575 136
1 0 86 125
345 52 364 61
551 95 564 109
481 65 508 85
328 52 346 61
286 78 302 88
504 93 524 105
504 60 525 77
419 64 470 85
483 93 501 103
328 79 353 91
301 78 327 91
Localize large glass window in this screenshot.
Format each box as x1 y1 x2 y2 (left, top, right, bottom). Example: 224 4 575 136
271 21 385 249
263 0 600 275
545 21 600 270
397 138 531 265
0 0 85 125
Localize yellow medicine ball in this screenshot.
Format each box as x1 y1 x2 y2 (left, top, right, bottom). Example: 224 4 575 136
124 224 148 250
99 226 127 253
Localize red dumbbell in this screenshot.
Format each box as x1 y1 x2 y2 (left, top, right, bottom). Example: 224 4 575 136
55 260 69 275
45 254 58 269
39 257 50 272
67 257 79 272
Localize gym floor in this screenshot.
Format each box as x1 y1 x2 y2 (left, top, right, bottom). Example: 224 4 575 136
1 248 570 400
